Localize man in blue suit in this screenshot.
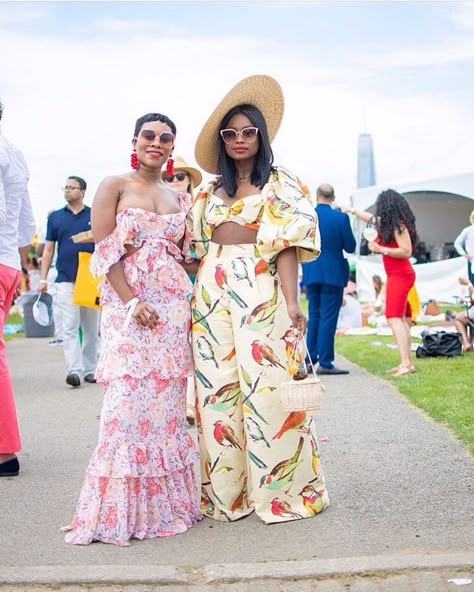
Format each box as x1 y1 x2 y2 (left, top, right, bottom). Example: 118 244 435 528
302 184 356 375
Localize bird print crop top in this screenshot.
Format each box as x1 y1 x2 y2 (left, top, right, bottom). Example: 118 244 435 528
205 193 264 232
186 166 321 266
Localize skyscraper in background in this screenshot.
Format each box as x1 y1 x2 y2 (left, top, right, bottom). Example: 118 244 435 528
357 133 376 188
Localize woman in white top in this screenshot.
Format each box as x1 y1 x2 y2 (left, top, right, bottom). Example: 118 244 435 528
454 210 474 285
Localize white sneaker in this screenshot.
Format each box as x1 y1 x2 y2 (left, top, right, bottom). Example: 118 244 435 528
48 339 63 347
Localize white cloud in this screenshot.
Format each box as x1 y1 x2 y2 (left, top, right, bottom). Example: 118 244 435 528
449 1 474 32
87 17 184 35
1 10 473 226
0 4 48 26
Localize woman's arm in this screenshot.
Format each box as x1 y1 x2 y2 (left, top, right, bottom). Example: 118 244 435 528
92 177 135 305
91 177 159 329
339 203 373 223
276 247 306 333
369 226 412 259
454 228 469 259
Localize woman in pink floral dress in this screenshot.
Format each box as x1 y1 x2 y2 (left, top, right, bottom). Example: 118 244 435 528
63 113 201 546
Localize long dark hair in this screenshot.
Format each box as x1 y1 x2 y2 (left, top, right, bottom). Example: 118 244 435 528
133 113 176 138
217 104 274 197
374 189 418 247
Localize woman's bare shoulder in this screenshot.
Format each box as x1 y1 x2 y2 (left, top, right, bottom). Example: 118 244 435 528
94 174 138 207
98 173 134 191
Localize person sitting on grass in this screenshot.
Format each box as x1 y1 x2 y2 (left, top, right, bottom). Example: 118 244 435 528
454 277 474 352
336 281 362 334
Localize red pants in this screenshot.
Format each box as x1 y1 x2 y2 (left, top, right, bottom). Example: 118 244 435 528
0 263 21 453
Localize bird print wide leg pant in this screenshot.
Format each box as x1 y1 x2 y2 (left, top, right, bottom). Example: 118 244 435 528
192 243 329 524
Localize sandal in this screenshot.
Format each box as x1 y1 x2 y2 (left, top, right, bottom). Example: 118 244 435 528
386 365 401 374
186 405 196 427
392 364 416 377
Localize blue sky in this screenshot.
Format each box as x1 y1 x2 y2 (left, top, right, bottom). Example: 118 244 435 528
1 1 474 225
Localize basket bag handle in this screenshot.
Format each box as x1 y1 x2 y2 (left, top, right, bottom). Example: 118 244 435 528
287 329 316 379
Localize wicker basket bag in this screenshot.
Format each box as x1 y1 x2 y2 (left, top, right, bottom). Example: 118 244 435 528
280 331 322 412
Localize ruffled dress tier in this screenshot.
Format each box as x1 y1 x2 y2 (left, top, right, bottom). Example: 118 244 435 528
64 201 201 546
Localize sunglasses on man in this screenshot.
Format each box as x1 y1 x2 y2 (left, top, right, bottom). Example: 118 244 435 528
164 172 189 183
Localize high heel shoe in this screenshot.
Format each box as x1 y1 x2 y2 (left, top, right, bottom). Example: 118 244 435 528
0 455 20 477
392 364 416 377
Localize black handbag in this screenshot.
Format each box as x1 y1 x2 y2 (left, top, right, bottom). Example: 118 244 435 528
359 236 370 256
416 331 462 358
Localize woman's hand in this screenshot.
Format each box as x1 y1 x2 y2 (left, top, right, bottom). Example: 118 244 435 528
132 301 160 330
287 302 307 334
368 241 382 254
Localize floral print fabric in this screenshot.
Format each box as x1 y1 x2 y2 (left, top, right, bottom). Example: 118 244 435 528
64 201 200 546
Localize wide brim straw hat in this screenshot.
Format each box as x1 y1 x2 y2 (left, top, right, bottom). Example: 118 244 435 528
194 74 285 175
161 155 203 188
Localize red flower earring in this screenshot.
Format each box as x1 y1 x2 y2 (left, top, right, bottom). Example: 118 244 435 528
130 152 139 170
166 157 174 176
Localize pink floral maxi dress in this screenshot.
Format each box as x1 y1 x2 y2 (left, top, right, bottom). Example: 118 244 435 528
64 199 201 546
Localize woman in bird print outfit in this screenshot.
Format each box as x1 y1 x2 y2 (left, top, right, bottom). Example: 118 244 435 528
185 75 329 523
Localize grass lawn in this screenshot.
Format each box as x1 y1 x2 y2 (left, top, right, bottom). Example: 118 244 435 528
335 333 474 457
300 293 473 456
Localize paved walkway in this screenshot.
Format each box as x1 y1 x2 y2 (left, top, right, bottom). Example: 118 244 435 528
1 337 473 590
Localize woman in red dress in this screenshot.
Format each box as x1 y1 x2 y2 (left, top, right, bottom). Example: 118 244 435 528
342 189 418 376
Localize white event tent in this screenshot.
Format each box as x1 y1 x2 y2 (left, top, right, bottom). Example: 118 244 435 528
349 171 474 304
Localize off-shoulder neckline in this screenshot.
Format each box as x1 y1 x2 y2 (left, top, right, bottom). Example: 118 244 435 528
116 206 186 218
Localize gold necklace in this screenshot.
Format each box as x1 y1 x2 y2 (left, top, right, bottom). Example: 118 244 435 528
237 173 251 181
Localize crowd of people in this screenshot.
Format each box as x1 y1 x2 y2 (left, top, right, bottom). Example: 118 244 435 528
1 74 472 545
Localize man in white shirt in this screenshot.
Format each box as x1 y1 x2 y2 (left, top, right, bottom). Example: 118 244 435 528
0 99 36 477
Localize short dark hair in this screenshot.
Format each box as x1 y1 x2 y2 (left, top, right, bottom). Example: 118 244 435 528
68 176 87 191
0 100 3 121
133 113 176 138
317 184 335 199
217 104 274 197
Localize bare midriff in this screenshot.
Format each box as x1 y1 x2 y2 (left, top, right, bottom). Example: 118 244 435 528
211 222 258 245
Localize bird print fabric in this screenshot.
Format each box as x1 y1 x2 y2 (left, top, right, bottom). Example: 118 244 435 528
185 166 320 266
192 242 329 524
